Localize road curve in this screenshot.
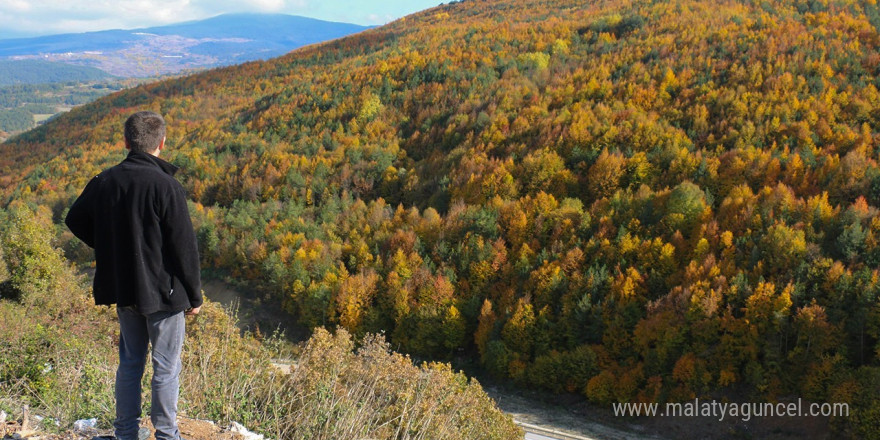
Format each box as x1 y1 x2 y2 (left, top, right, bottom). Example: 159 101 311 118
526 433 564 440
518 420 598 440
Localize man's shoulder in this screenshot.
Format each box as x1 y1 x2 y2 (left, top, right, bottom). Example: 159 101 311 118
107 159 181 186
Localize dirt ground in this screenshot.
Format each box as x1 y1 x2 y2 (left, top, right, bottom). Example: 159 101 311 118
2 416 247 440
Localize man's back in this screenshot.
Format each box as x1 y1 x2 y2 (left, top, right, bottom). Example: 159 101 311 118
66 150 202 314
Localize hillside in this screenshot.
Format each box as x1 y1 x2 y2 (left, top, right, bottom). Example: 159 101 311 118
0 60 113 86
3 0 880 436
0 80 132 137
0 14 371 77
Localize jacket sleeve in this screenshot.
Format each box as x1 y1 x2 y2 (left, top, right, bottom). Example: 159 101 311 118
162 184 203 308
65 176 100 249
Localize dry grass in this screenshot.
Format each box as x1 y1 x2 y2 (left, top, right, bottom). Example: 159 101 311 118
181 304 521 439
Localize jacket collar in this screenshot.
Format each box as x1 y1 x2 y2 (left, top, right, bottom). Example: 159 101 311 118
125 151 179 176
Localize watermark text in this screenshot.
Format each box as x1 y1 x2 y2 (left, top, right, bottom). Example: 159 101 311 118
612 398 849 421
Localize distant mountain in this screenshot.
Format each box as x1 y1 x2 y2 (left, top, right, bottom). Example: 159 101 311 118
0 59 113 86
0 13 371 77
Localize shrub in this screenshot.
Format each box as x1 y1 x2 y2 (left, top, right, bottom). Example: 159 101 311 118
0 201 80 306
260 328 522 440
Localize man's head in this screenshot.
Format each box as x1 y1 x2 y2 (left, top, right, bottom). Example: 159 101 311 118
124 111 166 155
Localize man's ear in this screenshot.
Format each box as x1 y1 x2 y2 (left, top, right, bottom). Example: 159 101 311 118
157 136 166 151
124 138 131 151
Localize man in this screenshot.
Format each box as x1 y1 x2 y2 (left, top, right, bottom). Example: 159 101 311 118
66 111 202 440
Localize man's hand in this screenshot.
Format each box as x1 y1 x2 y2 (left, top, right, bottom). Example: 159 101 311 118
185 306 201 316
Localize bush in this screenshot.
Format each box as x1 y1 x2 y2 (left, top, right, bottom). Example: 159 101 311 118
0 202 80 306
259 328 522 439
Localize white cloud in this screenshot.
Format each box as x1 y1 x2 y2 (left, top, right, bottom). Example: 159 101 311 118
365 13 396 25
0 0 313 37
5 0 31 13
248 0 288 12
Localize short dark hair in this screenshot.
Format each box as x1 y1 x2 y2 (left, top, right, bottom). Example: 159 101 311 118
124 111 166 153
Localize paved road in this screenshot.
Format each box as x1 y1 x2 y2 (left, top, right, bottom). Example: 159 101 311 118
525 433 562 440
517 421 596 440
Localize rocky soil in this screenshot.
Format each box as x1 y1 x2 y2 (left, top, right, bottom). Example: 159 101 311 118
0 409 254 440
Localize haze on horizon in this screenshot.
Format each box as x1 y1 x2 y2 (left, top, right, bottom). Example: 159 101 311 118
0 0 443 39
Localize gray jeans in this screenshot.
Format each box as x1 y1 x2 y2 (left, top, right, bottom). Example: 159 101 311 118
115 307 185 440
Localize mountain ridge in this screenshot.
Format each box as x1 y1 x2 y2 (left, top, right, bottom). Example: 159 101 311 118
0 13 372 77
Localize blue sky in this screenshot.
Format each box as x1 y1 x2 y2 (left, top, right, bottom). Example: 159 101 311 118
0 0 443 39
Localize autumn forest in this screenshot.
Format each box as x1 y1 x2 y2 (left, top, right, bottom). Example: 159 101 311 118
3 0 880 436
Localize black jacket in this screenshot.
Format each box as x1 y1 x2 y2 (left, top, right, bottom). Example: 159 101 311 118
66 151 202 314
